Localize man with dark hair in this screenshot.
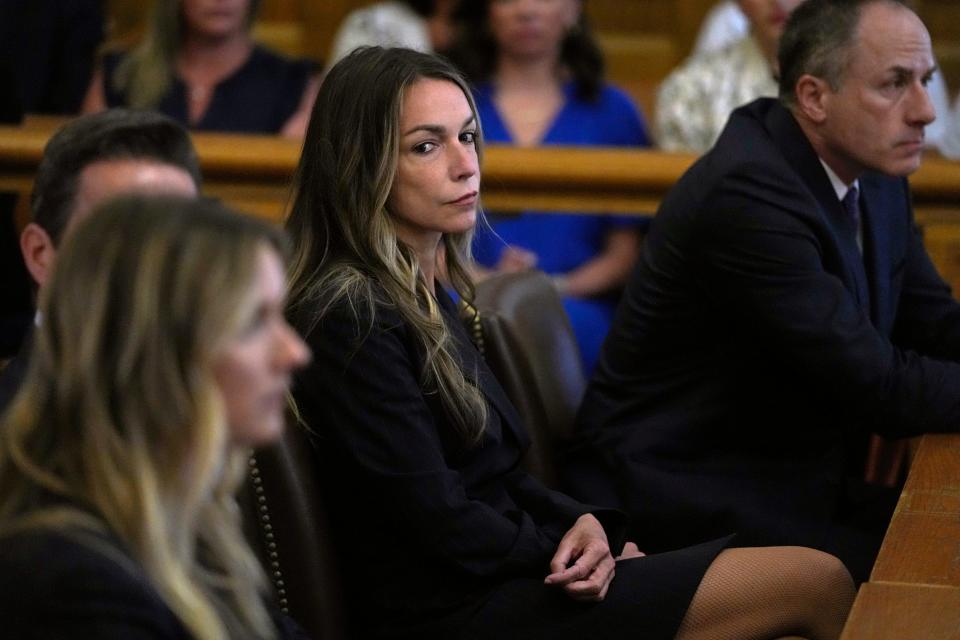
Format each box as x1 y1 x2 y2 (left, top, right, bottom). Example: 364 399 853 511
0 109 201 412
566 0 954 582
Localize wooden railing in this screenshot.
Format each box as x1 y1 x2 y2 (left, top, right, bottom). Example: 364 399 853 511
4 121 960 288
840 433 960 639
2 121 959 216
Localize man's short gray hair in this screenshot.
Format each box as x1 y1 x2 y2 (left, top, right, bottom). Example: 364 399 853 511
778 0 912 107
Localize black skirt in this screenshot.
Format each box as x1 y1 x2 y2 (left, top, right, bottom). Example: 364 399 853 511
459 535 734 640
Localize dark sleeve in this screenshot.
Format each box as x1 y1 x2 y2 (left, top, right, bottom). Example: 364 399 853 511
501 468 629 554
697 166 960 437
889 190 960 360
0 532 187 639
295 303 575 578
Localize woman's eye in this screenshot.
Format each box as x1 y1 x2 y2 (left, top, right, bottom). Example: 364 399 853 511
241 306 270 336
460 131 477 144
413 141 438 154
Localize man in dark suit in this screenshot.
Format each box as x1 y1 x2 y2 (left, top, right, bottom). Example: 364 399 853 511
0 110 201 413
564 0 956 582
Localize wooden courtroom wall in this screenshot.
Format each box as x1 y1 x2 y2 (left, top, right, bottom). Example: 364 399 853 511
915 0 960 97
103 0 960 124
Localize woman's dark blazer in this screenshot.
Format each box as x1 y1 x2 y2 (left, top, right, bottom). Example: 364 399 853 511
0 527 190 638
290 285 627 638
0 524 310 639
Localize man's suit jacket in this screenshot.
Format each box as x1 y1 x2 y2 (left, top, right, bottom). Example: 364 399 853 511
564 98 960 572
291 285 626 639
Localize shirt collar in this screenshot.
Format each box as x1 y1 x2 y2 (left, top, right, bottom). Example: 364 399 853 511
818 158 859 202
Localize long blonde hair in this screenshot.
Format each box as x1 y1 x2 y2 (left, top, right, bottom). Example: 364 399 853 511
0 195 285 640
286 46 488 443
114 0 261 109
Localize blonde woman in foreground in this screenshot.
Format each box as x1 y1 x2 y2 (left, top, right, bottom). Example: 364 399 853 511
0 196 310 639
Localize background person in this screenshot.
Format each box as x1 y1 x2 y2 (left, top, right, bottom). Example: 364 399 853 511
656 0 803 153
285 45 853 640
83 0 318 138
326 0 459 68
0 195 310 637
450 0 650 374
672 0 953 152
0 109 201 415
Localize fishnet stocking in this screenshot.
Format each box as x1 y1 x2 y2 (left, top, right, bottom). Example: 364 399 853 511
674 546 855 640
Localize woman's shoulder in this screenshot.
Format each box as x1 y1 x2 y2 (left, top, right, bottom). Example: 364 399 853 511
0 526 185 635
291 277 406 345
589 83 643 116
563 82 650 146
245 45 315 84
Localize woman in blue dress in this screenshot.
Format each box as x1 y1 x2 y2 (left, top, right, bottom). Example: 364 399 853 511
83 0 319 137
451 0 651 374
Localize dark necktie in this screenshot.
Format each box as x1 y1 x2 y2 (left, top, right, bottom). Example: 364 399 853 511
837 185 869 310
841 185 861 235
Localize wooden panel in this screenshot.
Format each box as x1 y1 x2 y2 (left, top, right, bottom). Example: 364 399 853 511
259 0 304 22
598 33 679 119
251 20 308 58
3 123 960 223
104 0 150 40
902 434 960 500
871 511 960 584
868 434 960 585
841 583 960 640
920 222 960 301
586 0 715 59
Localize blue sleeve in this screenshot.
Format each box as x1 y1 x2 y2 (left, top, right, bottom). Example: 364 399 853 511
598 86 653 228
600 85 651 148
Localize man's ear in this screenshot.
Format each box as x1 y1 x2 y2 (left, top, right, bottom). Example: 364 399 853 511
20 222 56 288
795 74 831 124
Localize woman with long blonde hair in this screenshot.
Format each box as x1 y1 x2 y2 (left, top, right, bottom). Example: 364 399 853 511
83 0 318 137
286 46 855 640
449 0 650 375
0 195 310 639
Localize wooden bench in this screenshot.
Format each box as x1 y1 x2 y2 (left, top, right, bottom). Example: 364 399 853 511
840 433 960 639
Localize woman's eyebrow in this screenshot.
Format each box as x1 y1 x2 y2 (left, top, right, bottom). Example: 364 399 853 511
402 115 476 137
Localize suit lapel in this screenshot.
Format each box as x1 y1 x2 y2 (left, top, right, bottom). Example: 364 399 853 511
859 174 894 334
763 101 870 312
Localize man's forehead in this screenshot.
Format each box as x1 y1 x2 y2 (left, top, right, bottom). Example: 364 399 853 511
67 158 198 233
77 158 198 196
853 2 934 73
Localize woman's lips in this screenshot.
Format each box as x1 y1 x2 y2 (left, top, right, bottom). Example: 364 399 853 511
448 191 478 206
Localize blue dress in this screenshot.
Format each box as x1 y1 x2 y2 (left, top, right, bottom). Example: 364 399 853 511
472 81 652 374
103 46 313 134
